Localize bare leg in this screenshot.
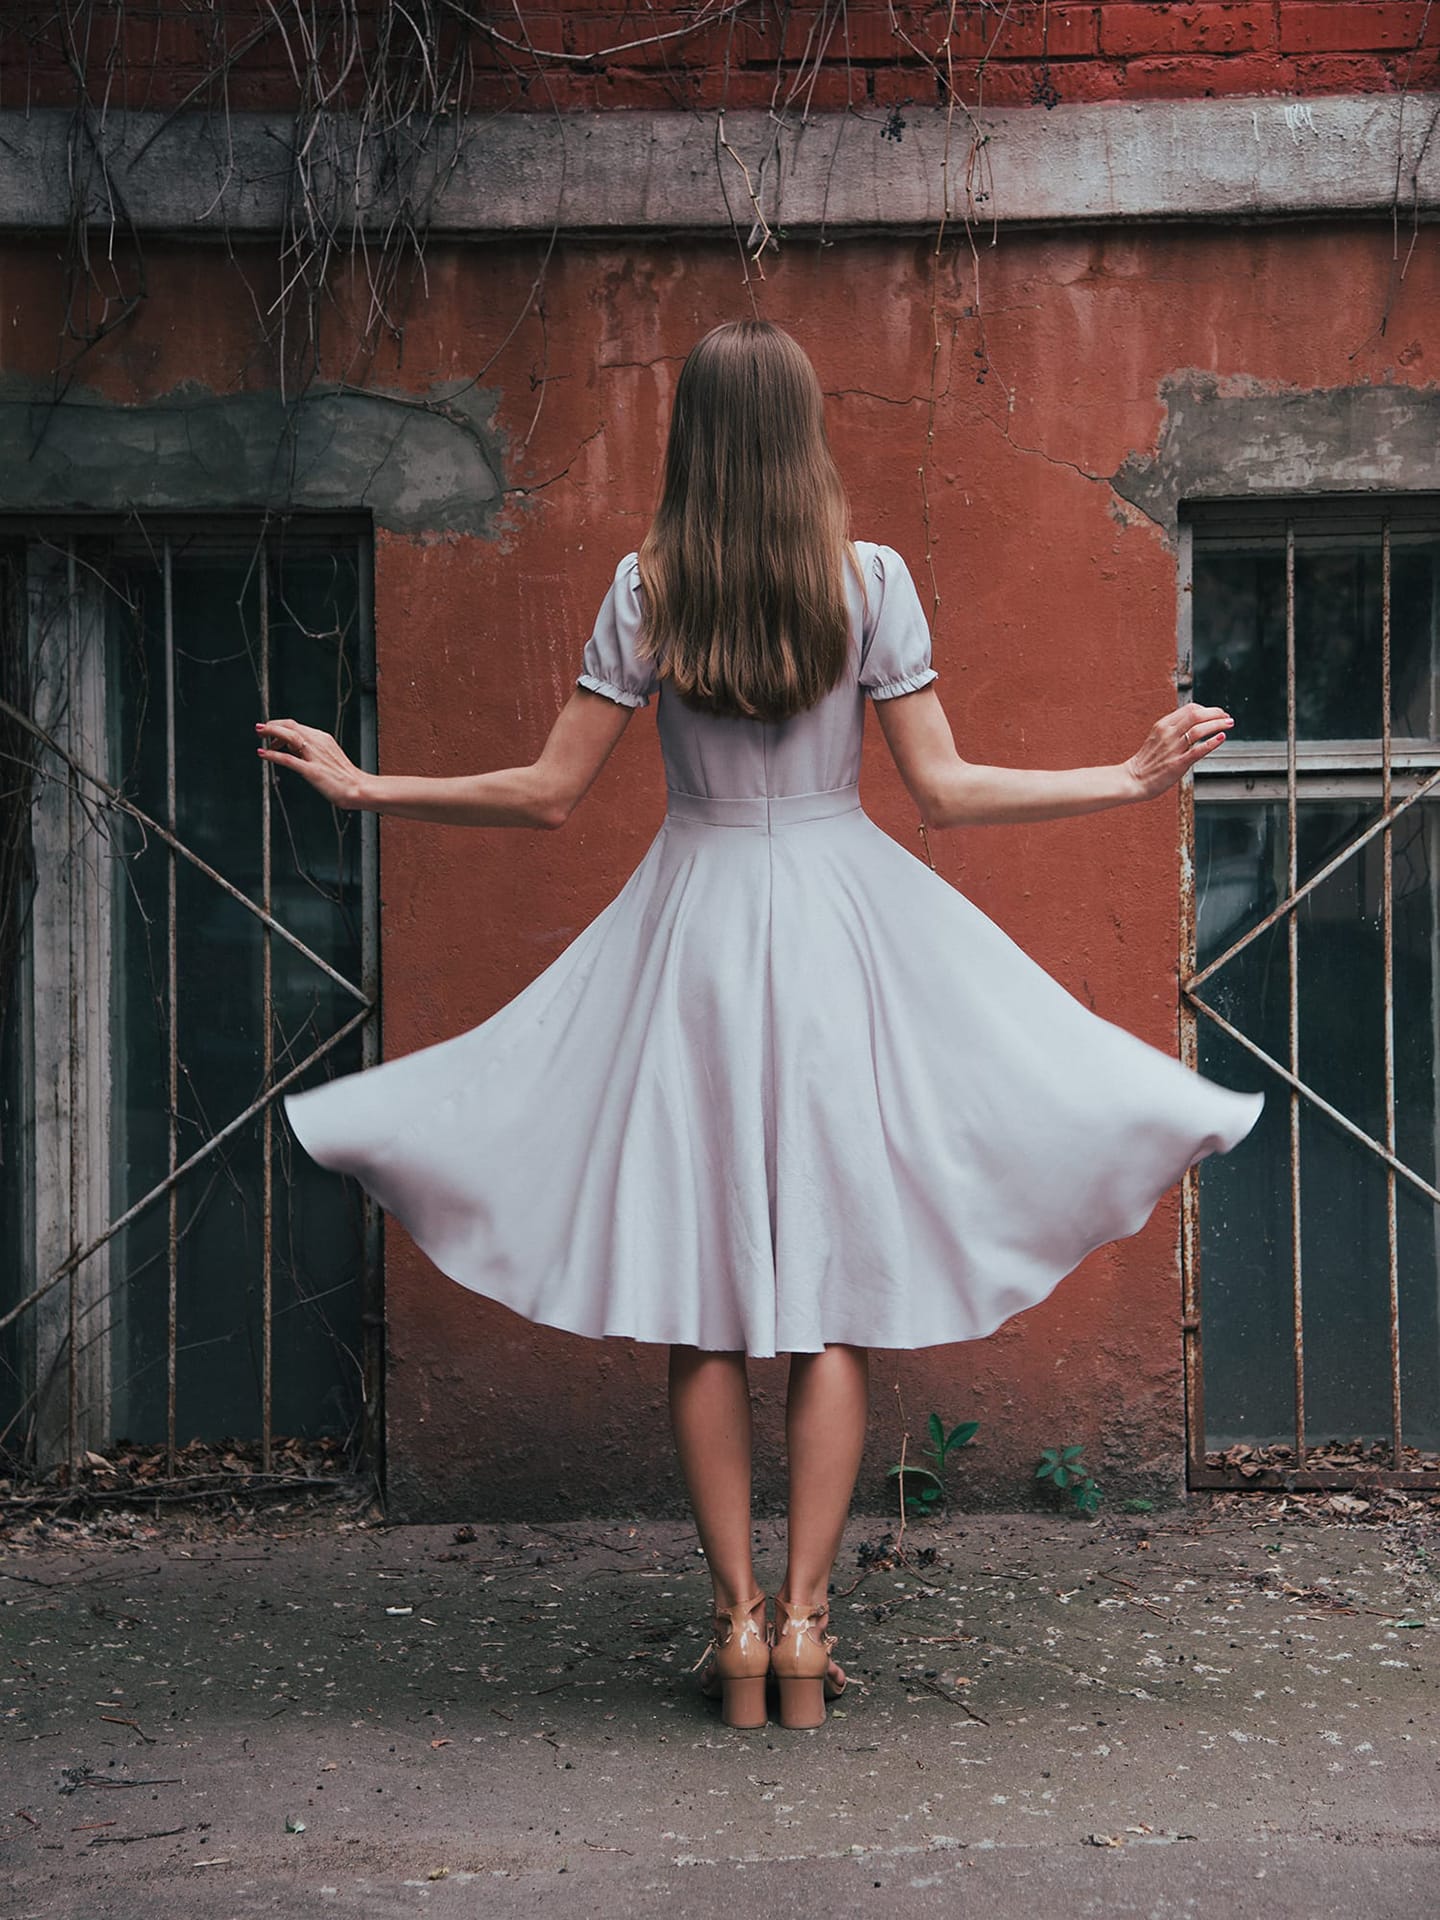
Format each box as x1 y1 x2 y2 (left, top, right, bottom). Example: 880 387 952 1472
778 1344 870 1669
668 1346 758 1611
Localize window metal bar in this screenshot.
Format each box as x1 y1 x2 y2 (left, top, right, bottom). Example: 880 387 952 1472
1186 993 1440 1209
0 695 368 1005
1286 520 1305 1463
1187 765 1440 995
65 539 79 1475
1176 515 1209 1483
259 540 274 1473
164 534 179 1475
1381 521 1402 1467
356 532 384 1479
0 1004 373 1339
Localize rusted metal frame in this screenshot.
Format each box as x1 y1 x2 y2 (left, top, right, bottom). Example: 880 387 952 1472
164 536 179 1475
1381 522 1403 1470
355 533 384 1486
1175 516 1209 1487
1184 514 1440 1488
0 693 367 1005
1285 521 1305 1465
1186 764 1440 996
65 541 79 1474
259 540 275 1473
1184 994 1440 1209
0 1005 373 1339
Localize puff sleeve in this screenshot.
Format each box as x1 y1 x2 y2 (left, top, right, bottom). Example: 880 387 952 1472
858 544 940 700
577 552 660 709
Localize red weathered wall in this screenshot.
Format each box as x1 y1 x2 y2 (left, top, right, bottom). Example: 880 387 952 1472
4 212 1432 1513
2 214 1436 1512
8 1 1437 112
365 223 1435 1517
5 0 1436 1514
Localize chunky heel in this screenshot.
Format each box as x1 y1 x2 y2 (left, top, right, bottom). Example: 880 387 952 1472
721 1674 768 1728
694 1591 771 1727
769 1596 848 1730
777 1674 826 1729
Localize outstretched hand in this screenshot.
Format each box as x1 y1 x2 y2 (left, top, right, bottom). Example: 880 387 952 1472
1124 702 1234 801
256 719 365 809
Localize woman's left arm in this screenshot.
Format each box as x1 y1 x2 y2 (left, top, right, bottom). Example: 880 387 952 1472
873 685 1233 828
256 686 634 829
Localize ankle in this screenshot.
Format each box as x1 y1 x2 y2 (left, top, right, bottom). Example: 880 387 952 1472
711 1581 763 1615
775 1582 831 1616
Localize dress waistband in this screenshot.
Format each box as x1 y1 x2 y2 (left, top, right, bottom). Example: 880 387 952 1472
664 785 863 829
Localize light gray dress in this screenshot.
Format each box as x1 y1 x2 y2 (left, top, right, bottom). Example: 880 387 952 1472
285 542 1264 1357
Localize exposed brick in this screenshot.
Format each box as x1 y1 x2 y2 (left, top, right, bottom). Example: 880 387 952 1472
976 56 1127 103
1277 2 1435 55
1117 51 1301 95
866 64 935 104
564 9 767 65
720 65 867 109
1289 50 1433 88
920 3 1101 60
1100 3 1273 56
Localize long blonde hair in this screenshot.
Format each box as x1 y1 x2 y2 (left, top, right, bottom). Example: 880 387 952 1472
636 320 853 723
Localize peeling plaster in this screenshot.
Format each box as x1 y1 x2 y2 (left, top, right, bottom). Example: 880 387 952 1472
1114 374 1440 532
0 375 507 533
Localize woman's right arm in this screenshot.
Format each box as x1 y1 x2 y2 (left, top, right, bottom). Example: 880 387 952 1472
872 685 1233 828
256 686 634 830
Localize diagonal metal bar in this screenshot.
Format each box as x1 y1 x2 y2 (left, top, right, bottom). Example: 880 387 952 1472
0 1005 373 1338
1186 991 1440 1210
0 693 368 1006
1186 762 1440 998
1190 756 1440 998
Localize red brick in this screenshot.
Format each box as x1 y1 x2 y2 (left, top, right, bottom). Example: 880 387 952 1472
565 9 761 65
1100 3 1273 56
866 64 934 104
712 65 865 109
917 3 1101 60
1289 49 1435 87
976 55 1127 102
1117 51 1300 94
1278 2 1436 54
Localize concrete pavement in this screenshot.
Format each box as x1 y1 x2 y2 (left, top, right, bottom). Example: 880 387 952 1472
3 1498 1436 1917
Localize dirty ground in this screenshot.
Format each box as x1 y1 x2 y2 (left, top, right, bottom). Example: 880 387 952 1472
2 1492 1436 1919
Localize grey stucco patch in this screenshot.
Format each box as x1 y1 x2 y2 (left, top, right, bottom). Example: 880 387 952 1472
1113 375 1440 530
0 377 505 533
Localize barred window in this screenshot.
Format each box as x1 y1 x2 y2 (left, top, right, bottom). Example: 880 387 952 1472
1183 499 1440 1484
0 520 379 1478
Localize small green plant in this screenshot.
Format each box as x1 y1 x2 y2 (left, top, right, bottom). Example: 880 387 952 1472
1036 1443 1102 1516
888 1412 979 1519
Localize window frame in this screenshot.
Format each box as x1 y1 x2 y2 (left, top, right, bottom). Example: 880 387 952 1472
1 514 382 1482
1178 495 1440 1490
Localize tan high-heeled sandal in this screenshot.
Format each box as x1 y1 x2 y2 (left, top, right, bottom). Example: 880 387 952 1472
769 1596 848 1729
692 1591 770 1728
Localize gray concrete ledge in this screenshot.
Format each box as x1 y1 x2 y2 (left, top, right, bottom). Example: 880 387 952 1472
0 94 1437 238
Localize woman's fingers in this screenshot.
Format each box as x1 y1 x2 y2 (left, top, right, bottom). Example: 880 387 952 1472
255 718 360 808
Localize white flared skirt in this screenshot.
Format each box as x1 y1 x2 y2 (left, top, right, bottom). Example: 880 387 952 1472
285 787 1264 1357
